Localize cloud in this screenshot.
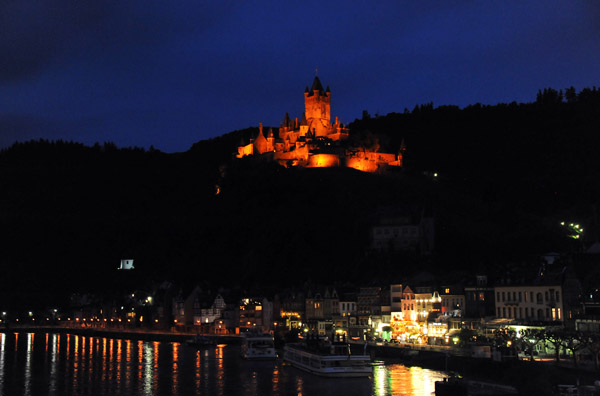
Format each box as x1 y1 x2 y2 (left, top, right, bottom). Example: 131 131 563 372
0 0 235 82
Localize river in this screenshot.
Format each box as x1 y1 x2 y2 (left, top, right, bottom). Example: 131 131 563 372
0 332 447 396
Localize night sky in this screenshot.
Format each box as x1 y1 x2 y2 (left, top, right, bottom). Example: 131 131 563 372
1 1 599 153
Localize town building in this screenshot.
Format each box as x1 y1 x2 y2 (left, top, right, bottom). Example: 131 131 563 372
305 287 339 335
370 206 434 254
237 297 273 333
464 275 496 319
440 285 465 316
494 285 564 323
274 289 305 330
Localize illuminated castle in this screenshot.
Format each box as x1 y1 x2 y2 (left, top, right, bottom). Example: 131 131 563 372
237 76 403 172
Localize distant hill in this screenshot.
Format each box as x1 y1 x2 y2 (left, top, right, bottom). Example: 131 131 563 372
1 86 599 310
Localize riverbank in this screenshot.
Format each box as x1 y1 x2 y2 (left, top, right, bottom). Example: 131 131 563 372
0 325 243 344
364 341 600 395
4 326 598 394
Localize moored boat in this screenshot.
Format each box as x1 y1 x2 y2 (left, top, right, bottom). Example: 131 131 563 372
185 335 214 348
283 334 372 377
241 332 277 360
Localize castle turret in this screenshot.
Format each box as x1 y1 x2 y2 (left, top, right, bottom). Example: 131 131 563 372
254 122 268 154
267 128 275 151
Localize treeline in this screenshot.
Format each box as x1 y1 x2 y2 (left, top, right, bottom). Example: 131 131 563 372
1 85 600 309
350 86 600 237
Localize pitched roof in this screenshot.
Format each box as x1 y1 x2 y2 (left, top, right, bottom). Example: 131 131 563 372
308 76 325 96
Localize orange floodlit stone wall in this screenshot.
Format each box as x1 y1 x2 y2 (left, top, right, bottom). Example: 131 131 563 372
307 153 340 168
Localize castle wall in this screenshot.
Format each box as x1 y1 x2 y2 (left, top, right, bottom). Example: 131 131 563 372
345 151 401 172
345 157 379 172
237 143 254 158
307 154 340 168
274 145 310 167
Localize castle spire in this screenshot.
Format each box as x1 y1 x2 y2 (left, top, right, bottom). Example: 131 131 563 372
310 76 324 94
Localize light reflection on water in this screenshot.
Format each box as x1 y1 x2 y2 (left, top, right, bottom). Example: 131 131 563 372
0 333 5 395
0 332 447 395
373 363 446 396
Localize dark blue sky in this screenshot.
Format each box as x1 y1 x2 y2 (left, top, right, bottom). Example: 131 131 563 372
1 1 599 153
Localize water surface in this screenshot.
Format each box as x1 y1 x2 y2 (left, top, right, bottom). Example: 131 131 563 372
0 332 446 395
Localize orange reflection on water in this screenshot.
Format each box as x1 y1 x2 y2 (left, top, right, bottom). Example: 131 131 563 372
88 337 94 387
195 350 201 393
373 363 445 396
81 336 87 361
125 340 131 390
216 345 224 396
138 340 143 382
102 338 108 383
73 335 79 394
272 366 280 394
296 376 303 396
108 339 114 382
153 341 159 394
116 339 122 390
172 343 180 394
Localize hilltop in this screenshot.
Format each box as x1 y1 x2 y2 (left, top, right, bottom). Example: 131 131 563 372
1 86 600 309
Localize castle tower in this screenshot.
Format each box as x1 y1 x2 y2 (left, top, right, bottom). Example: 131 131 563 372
304 76 331 137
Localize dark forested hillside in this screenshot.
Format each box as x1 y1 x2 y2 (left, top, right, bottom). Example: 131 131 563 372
1 87 599 309
350 87 600 224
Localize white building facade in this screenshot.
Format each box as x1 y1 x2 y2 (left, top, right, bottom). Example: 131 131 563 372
494 285 563 323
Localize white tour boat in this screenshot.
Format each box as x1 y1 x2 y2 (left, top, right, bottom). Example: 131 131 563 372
241 332 277 360
283 334 372 377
